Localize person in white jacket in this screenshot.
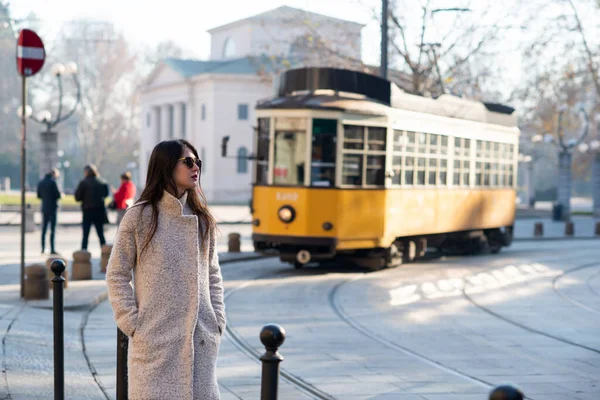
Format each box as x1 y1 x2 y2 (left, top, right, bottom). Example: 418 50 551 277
106 139 225 400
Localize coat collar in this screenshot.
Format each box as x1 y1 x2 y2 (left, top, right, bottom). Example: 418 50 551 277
159 189 189 216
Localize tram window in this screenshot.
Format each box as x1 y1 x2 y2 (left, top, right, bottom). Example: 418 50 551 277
406 132 416 152
463 139 471 157
454 137 462 157
440 136 448 154
429 134 439 154
273 130 306 186
416 157 426 186
404 157 414 185
342 154 362 185
367 127 386 151
255 118 270 185
391 155 402 186
417 133 427 153
476 141 484 158
343 125 364 150
439 158 448 185
365 155 385 185
393 130 405 152
428 158 437 185
311 119 337 187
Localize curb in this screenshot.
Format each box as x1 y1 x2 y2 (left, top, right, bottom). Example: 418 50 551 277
26 253 272 310
513 236 600 242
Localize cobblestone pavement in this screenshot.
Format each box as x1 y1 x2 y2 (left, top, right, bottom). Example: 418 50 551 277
1 223 599 399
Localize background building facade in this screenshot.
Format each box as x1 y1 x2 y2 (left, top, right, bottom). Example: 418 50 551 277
138 6 364 203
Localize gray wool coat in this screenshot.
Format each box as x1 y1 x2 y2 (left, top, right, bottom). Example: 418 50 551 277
106 190 226 400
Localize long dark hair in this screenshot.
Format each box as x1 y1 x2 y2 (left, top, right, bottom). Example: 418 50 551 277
136 139 216 255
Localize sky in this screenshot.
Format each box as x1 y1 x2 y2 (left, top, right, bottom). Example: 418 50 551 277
10 0 568 102
10 0 384 64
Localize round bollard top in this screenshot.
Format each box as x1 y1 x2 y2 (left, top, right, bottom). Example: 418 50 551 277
50 259 66 276
489 384 524 400
260 324 286 350
228 232 241 239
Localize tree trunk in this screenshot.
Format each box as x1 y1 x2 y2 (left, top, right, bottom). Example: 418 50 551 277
557 151 572 221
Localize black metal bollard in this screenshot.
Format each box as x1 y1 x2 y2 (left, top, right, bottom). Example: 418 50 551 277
259 324 286 400
51 259 66 400
489 384 524 400
116 327 129 400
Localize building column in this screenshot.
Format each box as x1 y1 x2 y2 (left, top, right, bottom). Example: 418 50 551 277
160 104 170 141
173 103 182 138
151 106 160 144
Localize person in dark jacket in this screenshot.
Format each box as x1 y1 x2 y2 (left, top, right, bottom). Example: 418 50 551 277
74 164 110 251
37 168 63 254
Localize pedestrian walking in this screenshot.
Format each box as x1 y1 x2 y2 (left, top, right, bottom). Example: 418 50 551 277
74 164 110 251
106 139 225 400
36 168 63 254
111 171 136 226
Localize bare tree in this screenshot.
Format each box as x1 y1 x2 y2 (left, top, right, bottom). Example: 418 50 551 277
381 0 524 97
33 20 141 186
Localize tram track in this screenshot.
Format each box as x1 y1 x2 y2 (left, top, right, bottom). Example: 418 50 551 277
326 250 600 399
552 263 600 316
462 261 600 356
223 267 336 400
224 247 598 399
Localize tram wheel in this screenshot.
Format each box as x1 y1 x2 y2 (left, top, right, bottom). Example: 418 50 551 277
385 243 403 268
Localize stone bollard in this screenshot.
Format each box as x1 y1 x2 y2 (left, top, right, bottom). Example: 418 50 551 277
565 221 574 237
595 221 600 236
72 250 92 280
46 255 69 289
489 384 524 400
259 324 286 400
228 232 241 253
24 264 49 300
534 222 543 237
101 244 113 273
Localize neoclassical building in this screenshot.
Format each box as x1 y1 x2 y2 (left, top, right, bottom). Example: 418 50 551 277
137 6 364 203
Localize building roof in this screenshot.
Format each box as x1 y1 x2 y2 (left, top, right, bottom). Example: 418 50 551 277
163 55 304 78
207 5 364 34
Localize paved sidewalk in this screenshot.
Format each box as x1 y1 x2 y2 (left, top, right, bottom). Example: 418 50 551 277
0 251 266 400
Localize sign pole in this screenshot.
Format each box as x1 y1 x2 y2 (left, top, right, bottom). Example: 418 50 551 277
16 28 46 298
20 76 26 298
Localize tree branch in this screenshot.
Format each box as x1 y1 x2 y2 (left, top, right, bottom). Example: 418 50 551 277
566 0 600 98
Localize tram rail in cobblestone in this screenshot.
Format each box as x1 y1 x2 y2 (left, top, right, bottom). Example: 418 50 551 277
463 261 600 356
224 269 336 400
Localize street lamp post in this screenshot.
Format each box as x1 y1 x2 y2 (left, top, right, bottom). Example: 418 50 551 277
30 62 81 179
542 107 590 221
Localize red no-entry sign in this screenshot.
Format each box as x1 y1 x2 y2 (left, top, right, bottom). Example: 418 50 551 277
16 29 45 77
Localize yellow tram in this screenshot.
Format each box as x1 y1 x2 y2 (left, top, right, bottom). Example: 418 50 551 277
236 67 519 269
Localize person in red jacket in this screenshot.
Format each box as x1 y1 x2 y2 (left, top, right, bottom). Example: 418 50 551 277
112 171 136 226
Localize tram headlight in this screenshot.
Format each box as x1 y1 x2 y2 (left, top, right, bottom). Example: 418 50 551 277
277 205 296 223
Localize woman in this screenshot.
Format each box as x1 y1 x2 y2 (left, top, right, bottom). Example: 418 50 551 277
112 171 137 226
106 139 225 400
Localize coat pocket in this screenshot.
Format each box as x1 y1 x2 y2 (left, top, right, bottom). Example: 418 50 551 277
133 308 145 336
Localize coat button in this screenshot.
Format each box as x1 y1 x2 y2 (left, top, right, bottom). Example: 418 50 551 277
200 339 205 346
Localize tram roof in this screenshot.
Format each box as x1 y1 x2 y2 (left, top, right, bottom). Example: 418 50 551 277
258 67 518 128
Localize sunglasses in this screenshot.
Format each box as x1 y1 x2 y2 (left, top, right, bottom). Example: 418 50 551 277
178 157 202 170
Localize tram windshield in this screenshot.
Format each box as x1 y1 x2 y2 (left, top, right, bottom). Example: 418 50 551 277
272 117 307 185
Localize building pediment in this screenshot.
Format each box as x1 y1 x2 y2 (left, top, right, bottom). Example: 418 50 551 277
142 62 187 91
